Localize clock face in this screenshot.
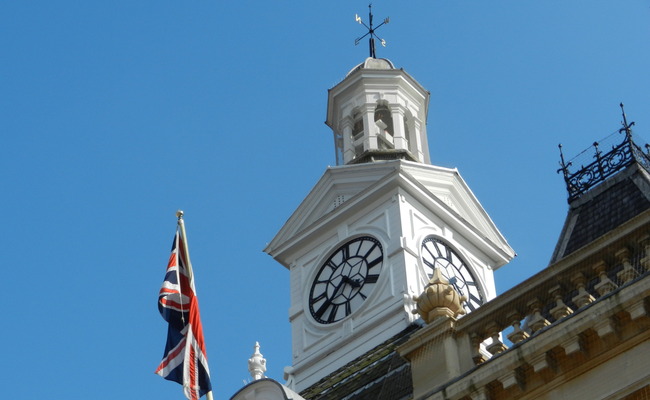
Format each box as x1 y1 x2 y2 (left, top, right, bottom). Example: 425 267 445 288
309 236 383 324
421 237 484 313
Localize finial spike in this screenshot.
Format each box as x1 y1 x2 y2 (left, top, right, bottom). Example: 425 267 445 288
176 210 184 220
557 144 571 174
619 102 635 140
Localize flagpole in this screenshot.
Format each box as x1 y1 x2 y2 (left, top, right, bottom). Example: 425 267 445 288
175 210 214 400
176 210 195 281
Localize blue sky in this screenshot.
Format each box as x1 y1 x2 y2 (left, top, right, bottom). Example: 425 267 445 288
2 1 650 399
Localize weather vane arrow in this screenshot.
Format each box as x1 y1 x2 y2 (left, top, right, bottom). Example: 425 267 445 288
355 4 389 58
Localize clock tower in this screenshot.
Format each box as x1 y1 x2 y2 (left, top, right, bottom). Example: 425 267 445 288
264 57 515 393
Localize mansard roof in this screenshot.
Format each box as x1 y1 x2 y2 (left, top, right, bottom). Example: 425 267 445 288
552 133 650 263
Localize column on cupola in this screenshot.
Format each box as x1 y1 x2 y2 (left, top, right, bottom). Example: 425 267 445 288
340 115 355 164
390 105 408 151
411 117 426 163
362 103 378 151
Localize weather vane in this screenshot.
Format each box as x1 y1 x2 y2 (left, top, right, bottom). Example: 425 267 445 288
355 4 390 58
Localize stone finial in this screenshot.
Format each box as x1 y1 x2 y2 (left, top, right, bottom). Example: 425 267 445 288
247 342 267 381
412 269 466 324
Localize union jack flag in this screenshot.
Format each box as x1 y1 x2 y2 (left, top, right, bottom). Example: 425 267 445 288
155 226 212 400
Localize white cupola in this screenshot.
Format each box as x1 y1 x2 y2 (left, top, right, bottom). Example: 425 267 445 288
326 57 431 165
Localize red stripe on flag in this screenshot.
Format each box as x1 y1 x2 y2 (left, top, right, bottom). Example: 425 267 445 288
167 253 177 268
189 343 198 400
155 336 186 374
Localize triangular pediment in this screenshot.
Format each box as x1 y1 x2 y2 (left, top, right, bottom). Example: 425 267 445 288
400 163 508 249
264 162 397 259
265 160 514 267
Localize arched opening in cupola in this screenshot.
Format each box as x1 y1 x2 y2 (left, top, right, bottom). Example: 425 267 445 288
374 102 394 150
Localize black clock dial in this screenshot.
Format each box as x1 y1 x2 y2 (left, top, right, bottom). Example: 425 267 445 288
421 237 484 313
309 236 383 324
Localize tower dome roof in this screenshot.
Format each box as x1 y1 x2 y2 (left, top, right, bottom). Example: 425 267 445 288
346 57 395 76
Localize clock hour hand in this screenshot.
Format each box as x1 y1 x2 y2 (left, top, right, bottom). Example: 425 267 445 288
349 277 362 288
341 275 363 288
448 276 463 296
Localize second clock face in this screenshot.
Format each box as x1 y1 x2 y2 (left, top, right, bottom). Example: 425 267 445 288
309 236 383 324
421 237 484 313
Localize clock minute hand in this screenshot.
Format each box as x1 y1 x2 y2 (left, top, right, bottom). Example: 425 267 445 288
314 279 345 321
321 278 351 323
330 278 347 300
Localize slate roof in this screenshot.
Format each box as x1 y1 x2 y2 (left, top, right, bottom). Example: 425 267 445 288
299 324 419 400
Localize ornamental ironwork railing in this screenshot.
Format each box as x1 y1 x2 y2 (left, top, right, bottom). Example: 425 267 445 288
558 104 650 203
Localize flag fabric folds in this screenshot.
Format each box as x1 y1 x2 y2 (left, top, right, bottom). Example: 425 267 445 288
155 226 212 400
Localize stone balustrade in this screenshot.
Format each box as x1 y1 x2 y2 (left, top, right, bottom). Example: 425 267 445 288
456 230 650 368
399 212 650 399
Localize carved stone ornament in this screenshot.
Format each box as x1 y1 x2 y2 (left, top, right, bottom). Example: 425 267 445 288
412 268 466 324
247 342 267 381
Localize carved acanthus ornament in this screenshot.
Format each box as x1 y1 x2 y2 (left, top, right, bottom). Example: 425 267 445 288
412 268 466 324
